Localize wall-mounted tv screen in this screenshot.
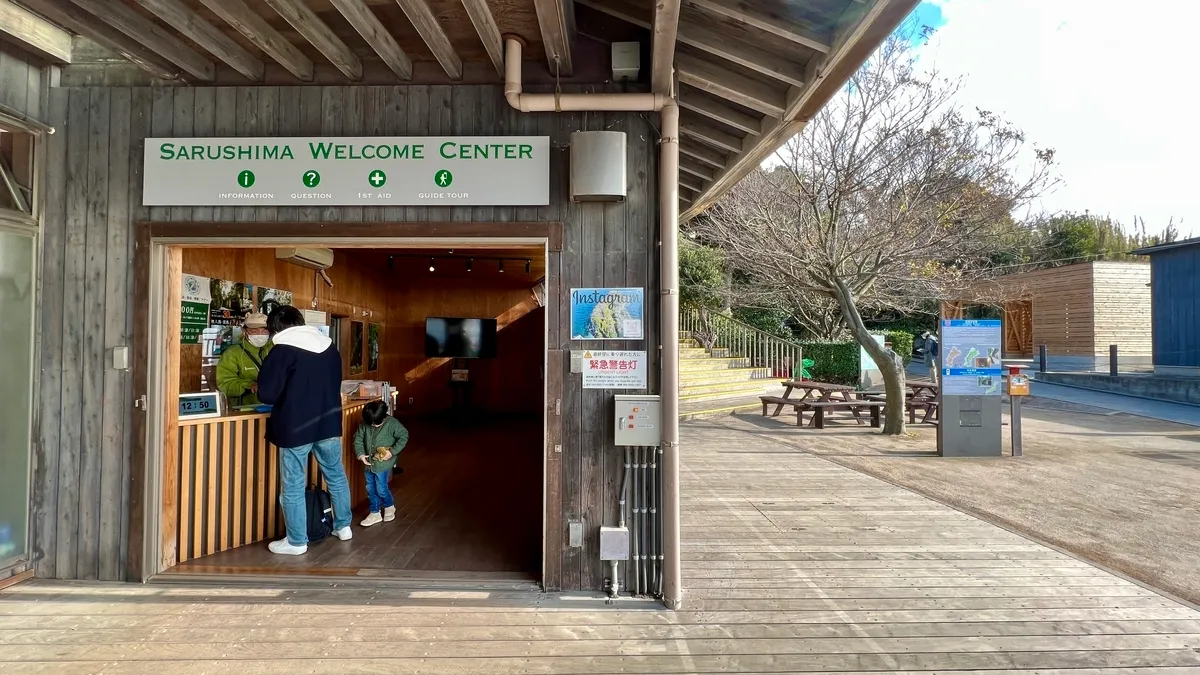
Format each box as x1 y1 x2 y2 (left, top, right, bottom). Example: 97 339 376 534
424 317 498 358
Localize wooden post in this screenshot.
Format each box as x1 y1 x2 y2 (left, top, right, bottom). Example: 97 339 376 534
1109 344 1119 376
1038 344 1047 373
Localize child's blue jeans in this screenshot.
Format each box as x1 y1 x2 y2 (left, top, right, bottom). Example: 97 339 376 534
365 469 394 513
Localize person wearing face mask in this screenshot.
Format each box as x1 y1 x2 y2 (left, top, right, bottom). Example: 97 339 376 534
216 312 273 407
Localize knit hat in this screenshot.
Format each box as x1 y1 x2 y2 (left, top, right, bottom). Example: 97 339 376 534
244 312 268 329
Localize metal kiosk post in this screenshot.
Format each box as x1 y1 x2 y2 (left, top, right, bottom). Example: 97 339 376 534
1007 365 1031 457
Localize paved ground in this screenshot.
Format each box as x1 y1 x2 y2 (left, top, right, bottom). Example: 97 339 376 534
4 419 1200 673
728 403 1200 606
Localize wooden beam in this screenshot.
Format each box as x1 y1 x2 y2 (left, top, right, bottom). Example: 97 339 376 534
198 0 314 81
531 0 573 76
680 159 713 182
651 0 681 94
678 84 760 135
679 172 703 193
394 0 462 80
459 0 504 77
131 0 263 80
263 0 362 80
680 138 726 169
680 115 744 154
329 0 412 79
66 0 215 80
20 0 181 78
676 51 785 117
0 0 71 62
579 0 804 86
685 0 833 54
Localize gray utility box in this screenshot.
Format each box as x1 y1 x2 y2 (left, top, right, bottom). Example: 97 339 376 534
938 395 1003 457
599 526 630 561
614 394 661 447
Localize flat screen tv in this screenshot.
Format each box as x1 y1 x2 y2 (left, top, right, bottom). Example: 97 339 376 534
424 317 498 358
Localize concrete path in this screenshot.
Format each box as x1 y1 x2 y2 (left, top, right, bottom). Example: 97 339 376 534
3 420 1200 672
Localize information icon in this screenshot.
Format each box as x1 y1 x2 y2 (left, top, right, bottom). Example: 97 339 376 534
237 170 255 188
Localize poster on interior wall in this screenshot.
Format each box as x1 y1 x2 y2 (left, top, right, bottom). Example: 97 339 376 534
209 279 254 327
581 350 648 389
368 324 380 372
940 319 1003 395
180 274 211 344
350 321 364 375
257 286 293 316
570 288 644 340
304 309 329 337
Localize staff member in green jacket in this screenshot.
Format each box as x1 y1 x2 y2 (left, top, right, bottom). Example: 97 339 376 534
216 312 272 407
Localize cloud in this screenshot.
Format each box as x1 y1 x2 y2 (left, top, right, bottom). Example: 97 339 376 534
914 0 1199 236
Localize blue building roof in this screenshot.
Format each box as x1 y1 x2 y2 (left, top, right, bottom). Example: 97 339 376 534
1131 236 1200 256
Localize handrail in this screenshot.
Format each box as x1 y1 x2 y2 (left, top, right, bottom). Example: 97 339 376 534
681 305 803 379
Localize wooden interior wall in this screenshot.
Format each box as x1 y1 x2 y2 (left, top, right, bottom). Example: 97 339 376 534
33 84 658 592
0 42 47 121
1090 262 1151 358
178 248 391 392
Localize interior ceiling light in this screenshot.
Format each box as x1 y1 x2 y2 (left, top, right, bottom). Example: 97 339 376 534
525 259 531 273
499 260 505 273
467 258 473 272
429 258 435 272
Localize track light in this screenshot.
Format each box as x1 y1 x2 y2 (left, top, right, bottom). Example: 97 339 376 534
428 258 435 272
387 255 394 269
525 259 531 273
499 260 505 273
467 258 473 272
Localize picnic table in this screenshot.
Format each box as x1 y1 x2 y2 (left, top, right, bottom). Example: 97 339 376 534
906 380 940 398
759 380 885 428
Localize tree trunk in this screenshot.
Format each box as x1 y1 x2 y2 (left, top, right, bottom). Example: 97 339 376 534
831 279 906 435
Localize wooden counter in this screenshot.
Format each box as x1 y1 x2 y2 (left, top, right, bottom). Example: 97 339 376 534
170 400 369 565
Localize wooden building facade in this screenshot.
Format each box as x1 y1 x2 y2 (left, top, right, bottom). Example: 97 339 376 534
962 261 1152 371
0 0 912 605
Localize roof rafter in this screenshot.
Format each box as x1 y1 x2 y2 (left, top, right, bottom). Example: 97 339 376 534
263 0 362 81
330 0 413 80
21 0 181 79
0 0 71 63
394 0 463 80
459 0 504 77
676 51 785 117
131 0 264 81
678 84 761 135
651 0 681 94
197 0 314 81
531 0 574 76
65 0 215 80
680 115 744 154
685 0 833 54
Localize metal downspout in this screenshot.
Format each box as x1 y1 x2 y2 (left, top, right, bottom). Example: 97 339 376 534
658 103 683 609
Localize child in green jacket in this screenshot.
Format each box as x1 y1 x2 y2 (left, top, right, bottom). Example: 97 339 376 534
354 399 409 527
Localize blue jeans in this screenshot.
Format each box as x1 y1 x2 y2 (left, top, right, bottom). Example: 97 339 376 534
279 437 352 546
365 469 394 513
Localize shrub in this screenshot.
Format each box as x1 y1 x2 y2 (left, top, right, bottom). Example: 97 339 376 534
885 331 914 365
795 341 859 384
732 307 792 339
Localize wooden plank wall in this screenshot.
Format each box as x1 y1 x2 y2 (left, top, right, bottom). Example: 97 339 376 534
1147 247 1200 369
1090 262 1151 360
33 85 660 591
0 42 47 121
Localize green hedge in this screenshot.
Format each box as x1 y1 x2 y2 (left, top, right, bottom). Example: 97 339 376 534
796 332 913 385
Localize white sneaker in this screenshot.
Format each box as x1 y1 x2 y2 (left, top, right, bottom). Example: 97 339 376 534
383 506 396 522
268 538 308 556
334 526 353 541
360 512 383 527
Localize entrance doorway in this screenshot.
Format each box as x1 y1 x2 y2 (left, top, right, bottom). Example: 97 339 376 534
140 235 551 584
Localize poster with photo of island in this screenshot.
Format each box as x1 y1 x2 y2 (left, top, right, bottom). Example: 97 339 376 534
570 287 644 340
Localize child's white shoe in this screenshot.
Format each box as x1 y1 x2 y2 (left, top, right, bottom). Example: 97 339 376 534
360 512 382 527
334 526 353 541
383 506 396 522
268 538 308 556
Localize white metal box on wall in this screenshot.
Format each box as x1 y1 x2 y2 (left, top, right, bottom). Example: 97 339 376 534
570 131 627 202
614 394 661 447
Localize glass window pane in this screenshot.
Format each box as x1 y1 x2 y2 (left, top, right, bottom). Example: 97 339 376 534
0 231 34 565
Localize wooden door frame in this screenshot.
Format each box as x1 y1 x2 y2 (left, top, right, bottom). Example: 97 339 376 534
127 221 563 583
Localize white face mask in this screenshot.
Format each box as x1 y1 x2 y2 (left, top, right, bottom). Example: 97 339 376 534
247 334 269 348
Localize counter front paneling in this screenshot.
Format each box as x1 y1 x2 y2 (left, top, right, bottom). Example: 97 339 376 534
173 401 368 564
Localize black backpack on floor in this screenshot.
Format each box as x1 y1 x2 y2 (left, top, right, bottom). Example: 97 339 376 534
305 485 334 543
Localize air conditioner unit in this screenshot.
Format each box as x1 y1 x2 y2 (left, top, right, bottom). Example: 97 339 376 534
275 247 334 270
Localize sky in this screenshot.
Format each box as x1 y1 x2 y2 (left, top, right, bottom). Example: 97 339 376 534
900 0 1200 237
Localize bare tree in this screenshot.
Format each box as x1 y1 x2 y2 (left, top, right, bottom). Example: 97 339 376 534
689 30 1056 434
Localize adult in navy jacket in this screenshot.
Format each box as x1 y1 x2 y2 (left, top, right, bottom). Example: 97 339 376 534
257 305 353 555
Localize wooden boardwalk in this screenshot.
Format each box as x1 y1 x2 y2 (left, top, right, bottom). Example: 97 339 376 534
3 421 1199 673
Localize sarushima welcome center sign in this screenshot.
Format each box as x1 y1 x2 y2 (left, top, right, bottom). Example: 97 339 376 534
142 136 550 207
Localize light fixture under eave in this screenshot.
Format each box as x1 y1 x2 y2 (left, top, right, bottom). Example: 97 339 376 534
467 258 473 272
525 259 531 273
429 258 435 272
499 260 505 273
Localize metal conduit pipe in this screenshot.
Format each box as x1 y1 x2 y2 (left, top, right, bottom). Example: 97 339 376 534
642 447 651 596
655 446 664 596
611 447 632 598
648 442 658 594
503 34 681 606
630 446 641 595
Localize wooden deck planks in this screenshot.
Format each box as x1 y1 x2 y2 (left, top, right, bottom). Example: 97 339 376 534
5 420 1199 672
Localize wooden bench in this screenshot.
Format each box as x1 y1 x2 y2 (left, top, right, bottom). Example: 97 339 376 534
804 400 886 428
760 395 801 418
